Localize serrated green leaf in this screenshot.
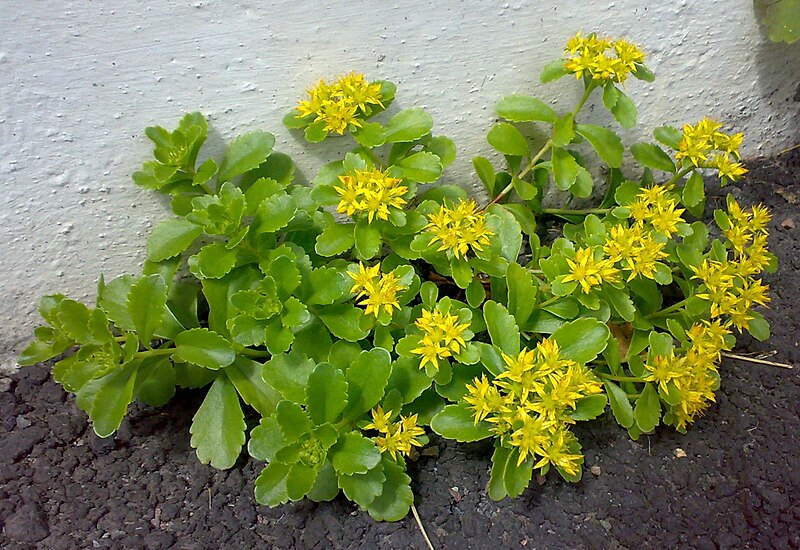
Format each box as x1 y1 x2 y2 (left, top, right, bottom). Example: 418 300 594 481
354 218 382 259
252 192 296 234
383 108 433 143
127 274 168 345
318 304 371 342
193 158 218 187
654 126 682 149
396 151 442 183
630 142 676 173
146 218 203 262
488 122 530 157
275 400 313 442
483 300 520 356
330 432 381 475
551 318 610 363
286 463 319 501
254 462 291 506
506 263 536 327
341 348 392 420
604 380 635 428
682 171 705 207
425 136 457 167
306 363 349 425
366 457 414 522
496 94 557 123
190 373 246 469
218 130 275 183
575 124 624 168
353 121 386 147
430 403 492 442
570 394 608 421
135 357 176 407
57 300 112 346
307 460 340 502
551 147 579 190
248 416 286 462
540 59 568 83
488 444 511 500
83 363 138 437
338 463 386 508
315 222 355 257
473 156 496 197
226 356 279 416
552 113 575 147
610 89 637 128
174 328 235 370
262 352 317 403
634 383 661 432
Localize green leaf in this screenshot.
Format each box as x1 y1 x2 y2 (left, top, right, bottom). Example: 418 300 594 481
354 219 382 259
488 444 511 500
610 89 637 128
248 417 286 462
315 222 355 257
602 286 636 322
252 192 296 234
486 204 522 263
262 352 316 403
56 300 111 346
602 82 619 109
304 267 349 306
127 274 168 345
473 156 496 197
306 363 349 425
425 136 457 168
654 126 682 149
756 0 800 43
552 113 575 147
193 158 218 187
503 449 534 498
575 124 624 168
84 363 138 437
682 171 705 207
506 263 536 327
483 300 520 356
570 394 608 421
551 147 579 190
487 122 530 157
341 348 392 420
352 121 386 147
634 383 661 433
630 142 676 173
190 373 246 469
496 94 557 123
275 400 313 442
318 304 371 342
146 218 203 262
633 63 655 82
307 460 340 502
604 380 635 428
551 318 610 363
747 313 770 341
502 203 537 237
188 242 238 280
218 130 275 183
396 151 442 183
366 457 414 522
226 357 279 416
383 109 433 143
466 276 487 308
330 432 381 475
254 462 290 506
450 258 473 289
173 328 235 370
540 59 568 83
338 463 386 508
430 403 492 442
286 463 319 501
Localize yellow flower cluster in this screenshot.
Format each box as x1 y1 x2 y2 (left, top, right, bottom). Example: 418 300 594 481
364 406 425 460
628 184 686 237
464 339 603 475
296 73 384 134
334 167 408 222
410 309 471 370
424 199 494 259
603 223 669 281
691 198 771 331
347 263 407 318
675 118 747 182
561 246 620 294
563 33 646 83
644 320 731 429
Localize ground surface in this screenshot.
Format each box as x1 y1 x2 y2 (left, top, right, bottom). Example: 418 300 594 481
1 151 798 549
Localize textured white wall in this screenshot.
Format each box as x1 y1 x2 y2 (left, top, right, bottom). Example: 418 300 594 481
1 0 798 368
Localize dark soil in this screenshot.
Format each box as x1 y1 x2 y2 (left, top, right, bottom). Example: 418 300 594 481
2 151 799 550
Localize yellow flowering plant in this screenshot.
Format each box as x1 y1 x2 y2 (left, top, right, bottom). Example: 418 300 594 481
18 32 776 523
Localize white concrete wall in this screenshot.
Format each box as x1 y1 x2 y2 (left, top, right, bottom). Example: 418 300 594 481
1 0 798 368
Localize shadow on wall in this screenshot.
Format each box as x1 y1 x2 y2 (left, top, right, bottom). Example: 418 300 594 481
753 1 800 150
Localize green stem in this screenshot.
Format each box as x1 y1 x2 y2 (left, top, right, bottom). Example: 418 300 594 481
627 393 641 400
645 298 690 319
484 82 597 209
533 295 562 310
540 207 612 216
240 348 271 358
594 371 646 383
664 166 694 188
361 148 383 169
136 347 176 359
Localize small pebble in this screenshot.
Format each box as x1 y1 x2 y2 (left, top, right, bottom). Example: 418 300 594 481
781 218 795 229
674 448 687 458
590 465 602 476
0 377 12 392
